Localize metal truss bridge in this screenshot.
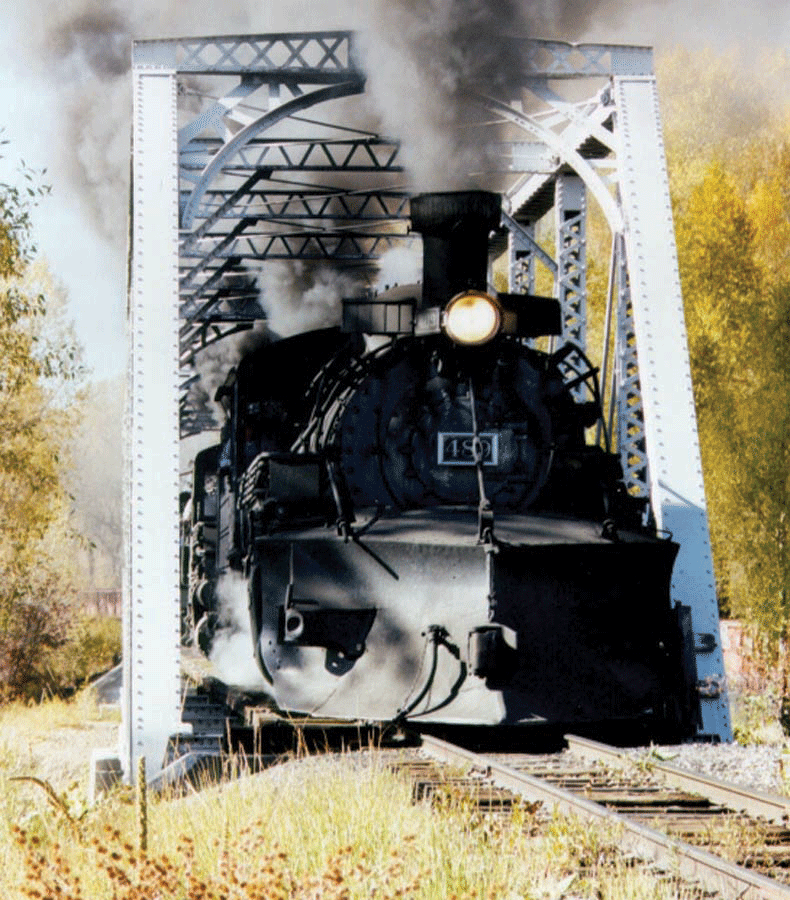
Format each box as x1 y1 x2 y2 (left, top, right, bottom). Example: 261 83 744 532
125 30 731 782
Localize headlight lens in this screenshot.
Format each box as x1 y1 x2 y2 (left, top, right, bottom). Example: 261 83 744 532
443 291 501 345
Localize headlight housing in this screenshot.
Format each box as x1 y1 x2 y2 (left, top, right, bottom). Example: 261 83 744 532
442 291 502 346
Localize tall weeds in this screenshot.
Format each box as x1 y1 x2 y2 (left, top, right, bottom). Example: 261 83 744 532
2 746 700 899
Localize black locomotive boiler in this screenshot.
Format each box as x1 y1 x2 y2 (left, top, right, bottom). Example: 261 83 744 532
184 191 700 741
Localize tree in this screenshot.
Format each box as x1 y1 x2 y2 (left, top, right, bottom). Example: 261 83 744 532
735 148 790 640
0 145 86 699
673 163 763 616
68 374 123 591
667 91 790 645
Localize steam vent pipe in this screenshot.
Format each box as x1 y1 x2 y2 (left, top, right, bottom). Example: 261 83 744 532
410 191 502 310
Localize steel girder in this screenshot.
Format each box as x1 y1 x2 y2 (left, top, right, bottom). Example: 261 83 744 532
125 69 183 784
135 31 360 74
125 32 730 782
554 174 587 351
508 219 537 296
614 76 730 735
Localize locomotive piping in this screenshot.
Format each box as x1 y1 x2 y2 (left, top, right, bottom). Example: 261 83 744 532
468 376 495 544
394 625 467 723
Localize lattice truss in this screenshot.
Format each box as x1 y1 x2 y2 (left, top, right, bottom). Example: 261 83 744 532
173 33 648 496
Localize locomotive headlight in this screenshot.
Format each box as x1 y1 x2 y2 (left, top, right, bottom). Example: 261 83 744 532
443 291 502 346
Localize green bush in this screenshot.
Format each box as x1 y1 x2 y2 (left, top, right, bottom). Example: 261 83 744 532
45 615 121 698
2 613 121 703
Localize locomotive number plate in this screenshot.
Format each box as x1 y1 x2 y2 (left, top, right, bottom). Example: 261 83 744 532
437 432 499 466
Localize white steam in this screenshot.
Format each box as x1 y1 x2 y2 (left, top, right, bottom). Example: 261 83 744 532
374 245 422 292
209 572 270 691
258 260 362 337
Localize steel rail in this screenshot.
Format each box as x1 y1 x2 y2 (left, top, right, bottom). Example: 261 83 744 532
420 734 790 900
565 733 790 825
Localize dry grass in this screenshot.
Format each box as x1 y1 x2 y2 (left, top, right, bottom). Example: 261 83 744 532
0 695 704 900
5 762 699 900
1 627 786 897
731 686 786 746
0 690 118 810
0 689 118 735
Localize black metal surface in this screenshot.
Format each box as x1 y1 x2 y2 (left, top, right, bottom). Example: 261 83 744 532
491 538 686 733
410 191 502 308
231 507 690 734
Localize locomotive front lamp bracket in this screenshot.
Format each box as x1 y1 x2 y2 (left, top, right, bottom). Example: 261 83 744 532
342 291 561 342
441 291 561 344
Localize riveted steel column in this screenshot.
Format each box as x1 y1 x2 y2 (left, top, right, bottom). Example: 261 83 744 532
508 221 536 295
614 233 649 500
614 75 731 740
124 63 183 781
554 174 587 353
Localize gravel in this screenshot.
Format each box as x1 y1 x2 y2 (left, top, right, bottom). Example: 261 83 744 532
624 741 790 797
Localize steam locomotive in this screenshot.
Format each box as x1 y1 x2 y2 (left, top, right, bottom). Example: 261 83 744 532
183 191 700 741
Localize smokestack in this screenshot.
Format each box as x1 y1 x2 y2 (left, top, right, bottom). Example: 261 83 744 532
409 191 501 309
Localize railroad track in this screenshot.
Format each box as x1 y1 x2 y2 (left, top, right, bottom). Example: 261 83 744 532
175 675 790 897
416 734 790 900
